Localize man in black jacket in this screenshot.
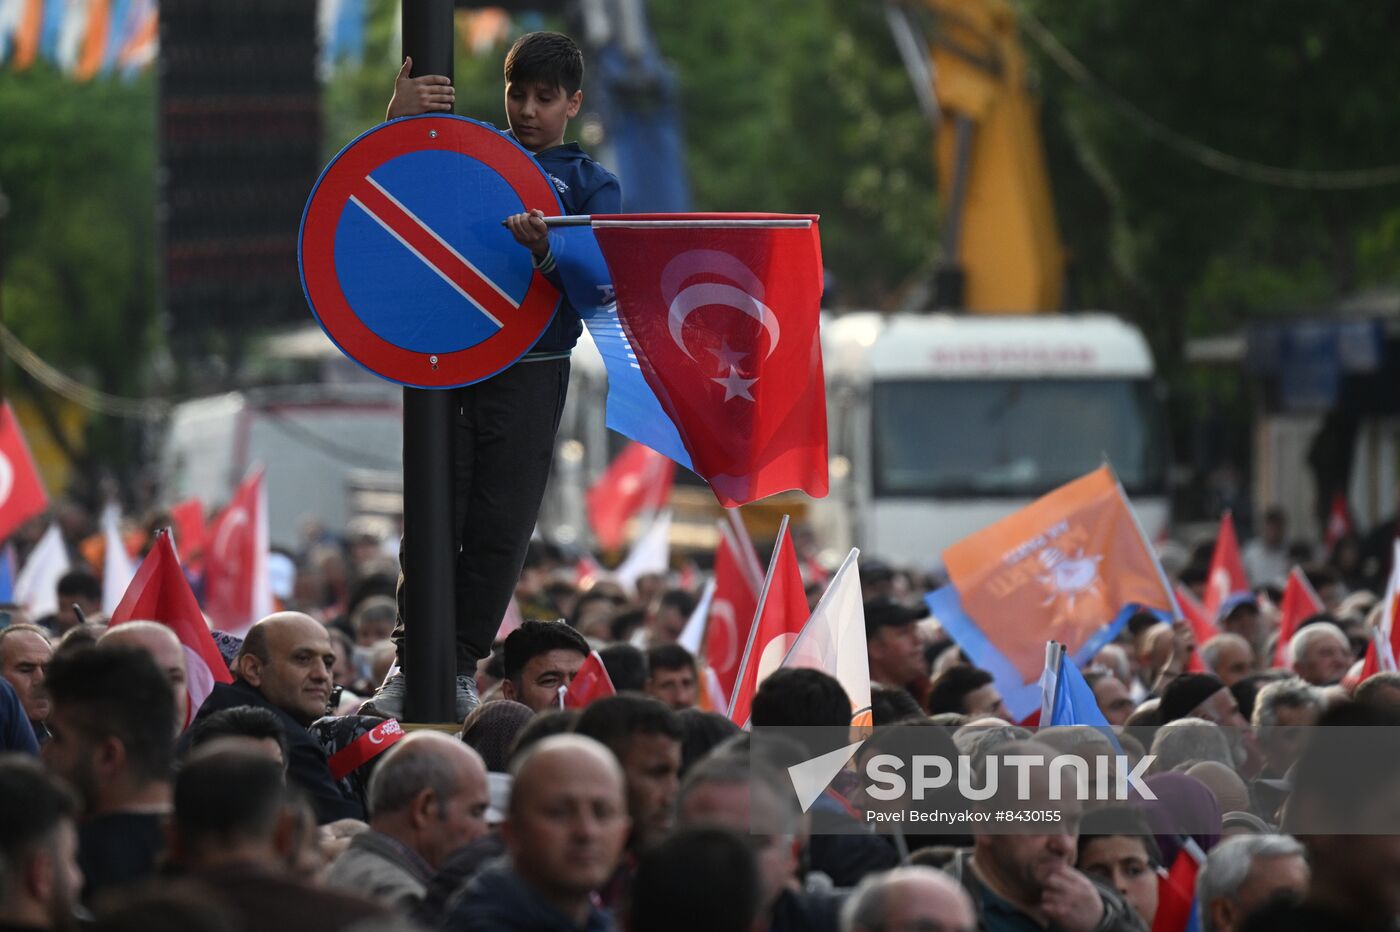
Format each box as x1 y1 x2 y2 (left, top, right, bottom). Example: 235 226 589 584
188 612 363 822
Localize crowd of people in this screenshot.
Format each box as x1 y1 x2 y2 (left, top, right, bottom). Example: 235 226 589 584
0 499 1399 932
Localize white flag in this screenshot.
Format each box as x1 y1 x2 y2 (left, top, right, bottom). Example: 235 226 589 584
678 577 717 656
15 524 70 620
100 503 137 615
614 510 672 595
779 548 870 721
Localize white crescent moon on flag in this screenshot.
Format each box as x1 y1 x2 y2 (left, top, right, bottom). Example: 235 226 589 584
0 450 13 509
213 507 249 560
710 599 739 673
668 283 781 362
660 249 780 362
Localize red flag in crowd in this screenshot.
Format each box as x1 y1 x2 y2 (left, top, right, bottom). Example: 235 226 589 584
1273 566 1326 668
1150 847 1202 932
0 401 49 542
586 441 675 552
109 529 233 728
705 517 761 704
593 216 829 508
563 650 617 709
1324 492 1353 552
203 468 273 636
169 498 207 567
1202 511 1251 623
1173 583 1212 673
728 517 810 726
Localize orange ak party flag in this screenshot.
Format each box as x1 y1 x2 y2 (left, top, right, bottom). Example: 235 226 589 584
926 466 1177 722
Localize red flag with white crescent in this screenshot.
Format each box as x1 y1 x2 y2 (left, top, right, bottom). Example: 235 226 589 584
1273 566 1326 668
705 519 760 703
594 216 828 507
203 468 273 636
727 519 810 726
0 402 49 542
1202 511 1252 623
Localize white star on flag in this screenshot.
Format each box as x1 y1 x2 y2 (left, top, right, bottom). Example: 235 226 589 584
712 366 756 401
708 341 748 370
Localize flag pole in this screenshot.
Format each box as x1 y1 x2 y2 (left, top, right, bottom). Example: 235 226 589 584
1039 640 1063 725
727 514 790 720
504 216 816 229
1109 464 1182 623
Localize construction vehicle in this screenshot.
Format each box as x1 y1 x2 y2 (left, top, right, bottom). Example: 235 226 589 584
804 0 1170 565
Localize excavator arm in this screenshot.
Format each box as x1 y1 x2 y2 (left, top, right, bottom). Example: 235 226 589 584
887 0 1064 313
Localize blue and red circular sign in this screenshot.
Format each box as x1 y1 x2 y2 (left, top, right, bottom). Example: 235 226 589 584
299 115 563 388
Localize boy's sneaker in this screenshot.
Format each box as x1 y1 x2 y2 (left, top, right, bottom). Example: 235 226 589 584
359 670 406 720
455 674 479 721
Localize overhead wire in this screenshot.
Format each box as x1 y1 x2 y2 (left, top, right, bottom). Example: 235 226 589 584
1018 9 1400 191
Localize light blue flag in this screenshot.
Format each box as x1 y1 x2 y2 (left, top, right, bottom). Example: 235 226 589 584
1048 648 1122 753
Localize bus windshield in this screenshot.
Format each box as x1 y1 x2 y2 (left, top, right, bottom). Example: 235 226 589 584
871 378 1167 498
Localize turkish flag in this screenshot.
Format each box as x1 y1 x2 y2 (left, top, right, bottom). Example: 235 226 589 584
1173 583 1213 672
727 520 811 726
587 441 675 551
1202 511 1252 623
595 215 829 507
169 498 207 567
706 519 760 704
203 469 273 636
1150 848 1201 932
110 529 234 728
1273 566 1326 668
563 650 617 709
0 402 49 542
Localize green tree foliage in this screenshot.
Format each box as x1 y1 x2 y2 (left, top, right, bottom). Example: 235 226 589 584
1020 0 1400 367
648 0 936 306
0 63 157 476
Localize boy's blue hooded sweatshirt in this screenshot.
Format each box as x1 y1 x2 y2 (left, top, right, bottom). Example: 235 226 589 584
524 141 621 359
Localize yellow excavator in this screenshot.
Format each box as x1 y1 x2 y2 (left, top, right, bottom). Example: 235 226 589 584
885 0 1065 313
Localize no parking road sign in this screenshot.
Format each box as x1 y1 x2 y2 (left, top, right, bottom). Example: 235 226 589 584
299 115 564 388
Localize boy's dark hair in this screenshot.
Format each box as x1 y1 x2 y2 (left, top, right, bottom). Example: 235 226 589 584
0 756 78 882
575 695 682 760
46 645 176 782
502 620 590 682
175 748 289 846
57 569 102 602
646 643 696 678
750 668 851 729
598 643 646 692
926 665 994 716
504 31 584 96
185 705 289 762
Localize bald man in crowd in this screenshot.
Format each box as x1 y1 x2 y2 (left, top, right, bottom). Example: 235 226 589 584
842 867 978 932
188 612 363 822
325 731 491 910
101 621 190 729
442 734 631 931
